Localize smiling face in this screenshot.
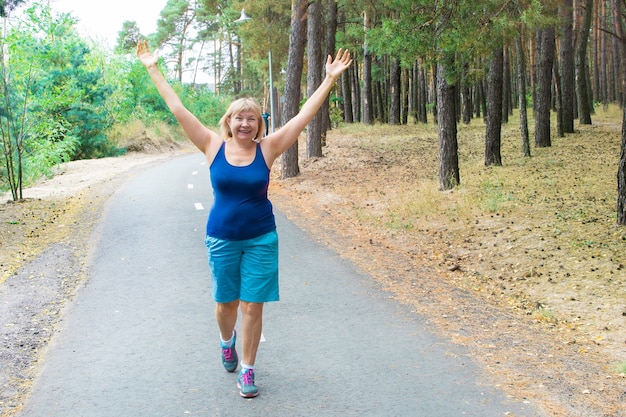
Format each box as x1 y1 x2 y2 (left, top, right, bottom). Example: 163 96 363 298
228 111 260 142
219 98 264 142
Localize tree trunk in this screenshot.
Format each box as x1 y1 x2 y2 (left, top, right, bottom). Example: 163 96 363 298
478 77 487 119
436 59 460 190
431 64 438 121
576 0 593 125
534 27 555 148
461 62 472 124
341 66 353 123
599 1 608 107
619 112 626 224
502 46 510 124
486 47 503 166
352 58 361 122
306 0 323 158
389 58 401 124
281 0 307 179
516 32 531 157
559 0 575 133
362 10 373 125
402 67 409 124
613 0 626 224
419 64 428 123
554 59 564 138
320 0 337 141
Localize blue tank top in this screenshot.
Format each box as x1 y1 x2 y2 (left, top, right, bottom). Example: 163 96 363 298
207 142 276 240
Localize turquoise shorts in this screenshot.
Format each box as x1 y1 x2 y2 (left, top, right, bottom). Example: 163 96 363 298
205 230 279 303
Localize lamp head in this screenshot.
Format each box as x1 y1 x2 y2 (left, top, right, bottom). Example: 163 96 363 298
234 9 251 23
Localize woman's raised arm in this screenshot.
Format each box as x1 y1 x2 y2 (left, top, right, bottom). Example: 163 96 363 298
262 49 352 161
136 41 220 154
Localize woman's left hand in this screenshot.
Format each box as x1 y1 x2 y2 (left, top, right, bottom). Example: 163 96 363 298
325 49 352 80
136 40 159 69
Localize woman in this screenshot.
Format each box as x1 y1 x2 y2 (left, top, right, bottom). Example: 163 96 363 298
136 40 351 398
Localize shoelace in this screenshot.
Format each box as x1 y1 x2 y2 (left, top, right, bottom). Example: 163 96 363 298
241 370 254 385
222 346 234 362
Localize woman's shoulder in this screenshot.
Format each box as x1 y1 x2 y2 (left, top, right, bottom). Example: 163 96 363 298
206 139 226 166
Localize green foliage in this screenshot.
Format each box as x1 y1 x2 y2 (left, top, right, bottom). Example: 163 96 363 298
178 84 229 128
20 3 118 159
0 2 128 196
125 59 176 124
24 118 79 182
0 0 26 17
119 56 228 129
115 21 143 54
365 0 529 84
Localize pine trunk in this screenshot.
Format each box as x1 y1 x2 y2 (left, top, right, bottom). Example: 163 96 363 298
436 60 460 190
516 33 531 157
362 10 373 125
486 47 503 166
389 58 401 124
320 0 337 139
306 0 323 158
281 0 307 179
576 0 593 124
613 0 626 224
559 0 575 133
534 27 555 148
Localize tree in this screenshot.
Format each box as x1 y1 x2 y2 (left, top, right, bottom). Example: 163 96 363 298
559 0 575 133
281 0 307 178
516 31 531 157
613 0 626 224
437 57 460 190
306 0 324 158
116 21 143 53
0 0 26 17
362 9 373 125
534 26 555 148
1 3 97 200
320 0 338 138
389 57 401 125
153 0 196 83
485 47 503 166
576 0 593 125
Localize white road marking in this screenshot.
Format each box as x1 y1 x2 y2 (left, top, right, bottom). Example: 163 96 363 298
194 203 204 210
192 171 198 175
188 184 194 189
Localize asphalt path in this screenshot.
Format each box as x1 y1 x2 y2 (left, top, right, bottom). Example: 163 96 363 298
18 154 542 417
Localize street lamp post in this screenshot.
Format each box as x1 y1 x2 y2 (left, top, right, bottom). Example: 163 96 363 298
234 9 251 93
268 50 275 133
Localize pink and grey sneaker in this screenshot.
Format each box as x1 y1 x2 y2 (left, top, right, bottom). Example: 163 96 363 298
220 330 238 373
237 368 259 398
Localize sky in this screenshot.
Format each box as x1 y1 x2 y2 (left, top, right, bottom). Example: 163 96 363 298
51 0 169 47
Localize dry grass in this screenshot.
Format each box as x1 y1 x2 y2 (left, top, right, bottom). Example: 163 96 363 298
270 106 626 416
108 120 183 153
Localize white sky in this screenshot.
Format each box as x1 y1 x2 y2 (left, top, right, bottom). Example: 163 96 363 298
51 0 169 47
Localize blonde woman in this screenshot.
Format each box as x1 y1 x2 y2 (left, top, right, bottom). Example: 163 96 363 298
137 40 352 398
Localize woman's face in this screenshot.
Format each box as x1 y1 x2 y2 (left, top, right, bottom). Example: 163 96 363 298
228 111 259 141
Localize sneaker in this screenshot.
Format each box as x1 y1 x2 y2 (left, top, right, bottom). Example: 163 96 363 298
220 330 238 373
237 368 259 398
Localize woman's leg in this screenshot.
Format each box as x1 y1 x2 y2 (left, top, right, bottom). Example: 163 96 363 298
240 301 264 365
216 300 239 340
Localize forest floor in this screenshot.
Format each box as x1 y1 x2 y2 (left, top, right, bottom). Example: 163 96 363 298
1 110 626 416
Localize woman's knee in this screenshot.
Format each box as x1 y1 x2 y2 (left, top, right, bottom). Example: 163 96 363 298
217 300 240 314
240 301 264 317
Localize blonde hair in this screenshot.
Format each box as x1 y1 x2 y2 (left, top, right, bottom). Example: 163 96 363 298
219 97 264 142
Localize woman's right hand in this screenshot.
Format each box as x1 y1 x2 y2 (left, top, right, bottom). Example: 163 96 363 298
136 40 159 68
